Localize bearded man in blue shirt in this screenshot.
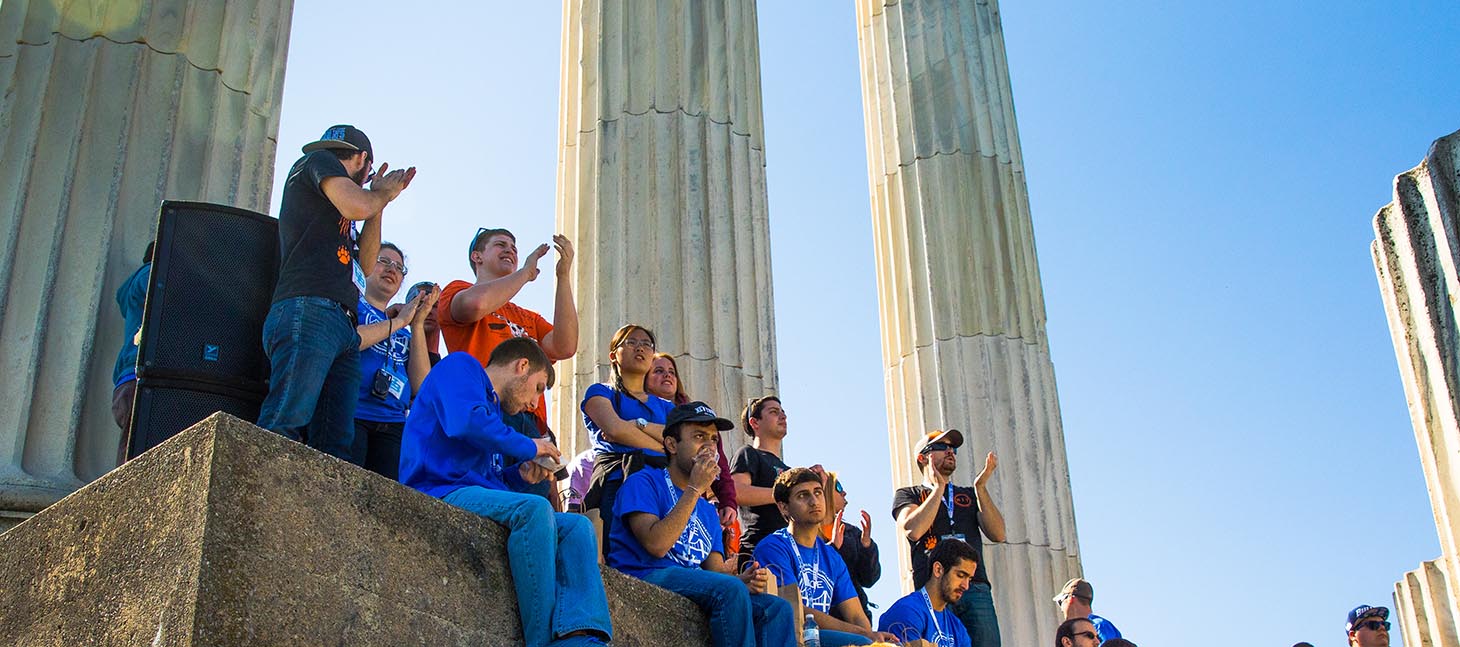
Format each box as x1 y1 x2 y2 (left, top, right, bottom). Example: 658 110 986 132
400 338 611 647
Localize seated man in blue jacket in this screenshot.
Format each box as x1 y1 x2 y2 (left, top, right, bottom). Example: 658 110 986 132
400 339 611 647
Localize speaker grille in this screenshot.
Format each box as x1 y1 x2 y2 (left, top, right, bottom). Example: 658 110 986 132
127 381 264 458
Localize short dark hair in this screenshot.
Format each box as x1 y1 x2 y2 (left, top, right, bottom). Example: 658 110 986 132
378 241 405 264
772 467 821 504
1055 617 1094 647
330 148 368 163
468 228 516 271
928 536 979 575
1103 640 1138 647
741 395 781 437
486 337 555 388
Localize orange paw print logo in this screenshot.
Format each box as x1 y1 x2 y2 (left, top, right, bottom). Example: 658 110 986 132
337 246 350 265
923 536 938 551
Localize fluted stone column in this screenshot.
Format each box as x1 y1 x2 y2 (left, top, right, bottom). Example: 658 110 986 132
553 0 777 459
856 1 1080 644
0 0 293 528
1371 128 1460 647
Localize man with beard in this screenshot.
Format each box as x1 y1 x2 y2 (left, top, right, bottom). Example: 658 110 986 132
399 339 612 647
752 467 896 646
893 429 1007 647
878 538 979 647
608 401 795 647
259 125 416 460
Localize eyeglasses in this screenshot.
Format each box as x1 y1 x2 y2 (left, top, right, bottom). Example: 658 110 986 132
922 442 957 454
376 257 408 276
618 338 655 350
1355 621 1391 632
1074 631 1098 641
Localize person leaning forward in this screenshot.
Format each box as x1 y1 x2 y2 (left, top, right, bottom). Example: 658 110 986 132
258 125 415 460
893 428 1007 647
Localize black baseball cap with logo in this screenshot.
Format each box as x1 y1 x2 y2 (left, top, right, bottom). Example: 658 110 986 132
301 124 373 160
664 401 735 435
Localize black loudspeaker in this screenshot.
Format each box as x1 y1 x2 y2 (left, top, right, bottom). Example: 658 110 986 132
127 201 279 459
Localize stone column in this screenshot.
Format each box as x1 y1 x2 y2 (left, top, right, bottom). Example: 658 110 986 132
1371 128 1460 647
0 0 293 528
553 0 778 460
855 1 1080 645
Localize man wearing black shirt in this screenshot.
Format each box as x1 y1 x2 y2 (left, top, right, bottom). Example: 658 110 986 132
730 395 790 562
258 125 415 460
892 429 1006 647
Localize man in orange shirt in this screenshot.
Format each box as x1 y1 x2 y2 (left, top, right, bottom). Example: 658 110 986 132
437 228 578 437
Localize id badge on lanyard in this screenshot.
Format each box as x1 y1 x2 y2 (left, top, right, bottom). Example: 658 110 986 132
939 487 965 543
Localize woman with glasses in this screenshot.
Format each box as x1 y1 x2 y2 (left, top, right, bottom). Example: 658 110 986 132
644 354 739 524
582 325 675 555
351 242 439 480
820 471 882 622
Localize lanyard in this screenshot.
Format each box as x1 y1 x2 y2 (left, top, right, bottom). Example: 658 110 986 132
662 470 710 567
921 588 955 646
943 486 956 527
776 528 821 604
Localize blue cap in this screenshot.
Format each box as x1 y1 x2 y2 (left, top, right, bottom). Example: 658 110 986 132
1346 605 1388 631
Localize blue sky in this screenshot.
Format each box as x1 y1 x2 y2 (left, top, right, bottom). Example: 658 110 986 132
272 3 1459 645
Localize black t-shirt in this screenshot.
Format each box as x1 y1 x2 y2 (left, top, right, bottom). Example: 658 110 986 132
731 445 789 554
891 484 990 587
272 150 359 313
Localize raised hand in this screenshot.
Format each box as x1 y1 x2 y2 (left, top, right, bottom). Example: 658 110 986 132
975 451 998 487
830 510 846 548
859 510 873 548
411 284 441 327
522 243 550 281
718 505 738 529
552 234 574 277
369 162 417 200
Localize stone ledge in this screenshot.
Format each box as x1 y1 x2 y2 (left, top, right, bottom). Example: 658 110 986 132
0 413 709 646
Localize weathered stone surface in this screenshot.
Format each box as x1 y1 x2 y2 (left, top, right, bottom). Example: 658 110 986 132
854 2 1080 646
0 0 294 519
1372 128 1460 647
553 0 779 461
0 413 709 646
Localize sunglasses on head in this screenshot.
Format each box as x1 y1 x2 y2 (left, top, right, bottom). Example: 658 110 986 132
1354 620 1390 632
834 481 845 495
468 227 489 255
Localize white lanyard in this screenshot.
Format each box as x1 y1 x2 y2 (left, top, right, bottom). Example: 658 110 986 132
776 528 821 604
921 588 953 646
662 470 710 566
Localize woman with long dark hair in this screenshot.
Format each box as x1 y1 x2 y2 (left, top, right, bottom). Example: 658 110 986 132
582 325 674 555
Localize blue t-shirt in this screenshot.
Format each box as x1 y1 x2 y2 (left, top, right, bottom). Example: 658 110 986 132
399 352 538 498
354 296 413 422
580 383 673 457
752 529 857 614
877 589 971 647
607 467 723 578
112 263 150 386
1091 614 1122 642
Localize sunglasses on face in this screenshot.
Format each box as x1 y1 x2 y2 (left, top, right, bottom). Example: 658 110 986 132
922 442 957 454
1355 620 1391 632
1074 631 1097 641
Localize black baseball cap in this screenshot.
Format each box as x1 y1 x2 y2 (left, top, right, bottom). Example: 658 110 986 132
664 401 734 435
301 125 373 160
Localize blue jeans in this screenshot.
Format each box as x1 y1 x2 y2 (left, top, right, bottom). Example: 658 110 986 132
951 582 1000 647
443 486 613 646
639 566 795 647
258 296 360 460
821 629 874 646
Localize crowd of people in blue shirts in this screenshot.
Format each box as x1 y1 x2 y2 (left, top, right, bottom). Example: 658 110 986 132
111 124 1314 647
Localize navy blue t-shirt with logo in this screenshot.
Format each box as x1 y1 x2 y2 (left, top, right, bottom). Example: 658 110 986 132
354 296 413 422
273 150 360 314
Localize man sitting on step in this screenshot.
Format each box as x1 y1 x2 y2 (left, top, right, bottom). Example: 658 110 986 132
400 338 612 646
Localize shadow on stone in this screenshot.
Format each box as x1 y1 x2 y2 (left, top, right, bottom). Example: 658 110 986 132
0 412 709 646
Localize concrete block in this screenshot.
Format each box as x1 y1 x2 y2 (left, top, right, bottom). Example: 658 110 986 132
0 413 708 646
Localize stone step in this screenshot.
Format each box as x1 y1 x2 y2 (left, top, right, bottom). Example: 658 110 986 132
0 412 709 646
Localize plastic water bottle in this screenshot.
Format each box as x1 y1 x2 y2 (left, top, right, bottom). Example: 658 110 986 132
803 613 821 647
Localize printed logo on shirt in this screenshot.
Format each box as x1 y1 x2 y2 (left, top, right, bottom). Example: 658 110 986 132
797 558 836 613
953 493 973 508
